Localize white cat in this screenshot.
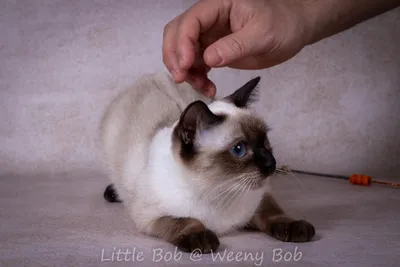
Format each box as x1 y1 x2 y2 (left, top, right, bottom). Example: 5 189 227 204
99 72 315 253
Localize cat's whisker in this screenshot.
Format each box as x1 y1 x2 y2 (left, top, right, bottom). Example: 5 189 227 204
224 179 251 212
211 177 246 202
274 169 308 191
274 172 285 179
219 181 246 212
240 179 254 214
236 179 253 207
286 171 307 191
199 178 237 202
205 176 250 214
217 178 248 206
274 172 290 187
215 178 248 211
210 179 244 211
275 169 289 176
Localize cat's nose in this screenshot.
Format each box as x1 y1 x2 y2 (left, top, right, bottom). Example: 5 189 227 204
254 148 276 177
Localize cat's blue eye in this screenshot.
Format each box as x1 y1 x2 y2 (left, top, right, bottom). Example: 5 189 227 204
231 141 247 158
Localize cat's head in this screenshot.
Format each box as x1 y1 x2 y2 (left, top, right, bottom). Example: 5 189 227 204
172 77 276 191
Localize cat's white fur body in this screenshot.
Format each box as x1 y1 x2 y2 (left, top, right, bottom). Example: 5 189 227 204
145 126 267 235
99 72 268 236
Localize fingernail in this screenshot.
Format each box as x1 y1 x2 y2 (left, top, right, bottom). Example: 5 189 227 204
205 49 223 66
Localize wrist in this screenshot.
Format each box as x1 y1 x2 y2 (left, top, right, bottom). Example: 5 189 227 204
296 0 400 46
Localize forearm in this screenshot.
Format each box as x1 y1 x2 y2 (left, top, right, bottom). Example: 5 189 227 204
300 0 400 45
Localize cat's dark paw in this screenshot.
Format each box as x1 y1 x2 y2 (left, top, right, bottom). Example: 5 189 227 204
175 229 220 253
104 184 122 203
270 219 315 243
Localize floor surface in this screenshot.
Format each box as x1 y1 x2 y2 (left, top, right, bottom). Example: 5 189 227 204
1 171 399 267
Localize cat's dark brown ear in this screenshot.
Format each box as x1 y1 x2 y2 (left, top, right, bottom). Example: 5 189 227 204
177 101 224 144
224 77 261 108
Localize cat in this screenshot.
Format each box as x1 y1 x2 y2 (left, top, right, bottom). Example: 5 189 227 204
98 72 315 253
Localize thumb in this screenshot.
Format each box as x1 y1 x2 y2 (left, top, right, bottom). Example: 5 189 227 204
203 23 267 67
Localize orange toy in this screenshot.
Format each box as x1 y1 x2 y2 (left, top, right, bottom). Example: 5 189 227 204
283 168 400 188
348 174 400 187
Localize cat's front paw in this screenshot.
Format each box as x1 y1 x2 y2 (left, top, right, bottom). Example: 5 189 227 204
175 229 220 253
270 219 315 243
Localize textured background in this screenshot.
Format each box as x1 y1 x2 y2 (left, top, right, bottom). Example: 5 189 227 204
1 1 400 267
0 0 399 179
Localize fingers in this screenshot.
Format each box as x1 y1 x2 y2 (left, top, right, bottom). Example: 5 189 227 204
203 78 216 97
185 42 216 97
163 0 229 82
175 0 226 69
203 22 267 68
187 75 216 98
163 16 186 83
186 68 216 98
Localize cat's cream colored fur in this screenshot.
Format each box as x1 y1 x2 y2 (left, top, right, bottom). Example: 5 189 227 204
99 72 269 236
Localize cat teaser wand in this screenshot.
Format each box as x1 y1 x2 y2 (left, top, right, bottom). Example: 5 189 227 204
279 166 400 188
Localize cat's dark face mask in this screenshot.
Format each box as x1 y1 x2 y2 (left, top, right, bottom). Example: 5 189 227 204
172 76 276 189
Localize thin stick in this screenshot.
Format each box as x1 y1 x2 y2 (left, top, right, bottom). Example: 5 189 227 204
279 166 400 188
372 180 400 187
289 169 348 180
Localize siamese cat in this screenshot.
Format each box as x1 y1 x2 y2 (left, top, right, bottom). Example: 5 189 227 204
99 72 315 253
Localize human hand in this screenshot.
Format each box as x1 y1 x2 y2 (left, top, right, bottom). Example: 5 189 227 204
162 0 312 97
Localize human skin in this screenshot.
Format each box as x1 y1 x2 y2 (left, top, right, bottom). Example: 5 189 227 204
162 0 400 97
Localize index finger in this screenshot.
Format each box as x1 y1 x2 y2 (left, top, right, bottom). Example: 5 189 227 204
163 16 186 82
177 0 231 70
